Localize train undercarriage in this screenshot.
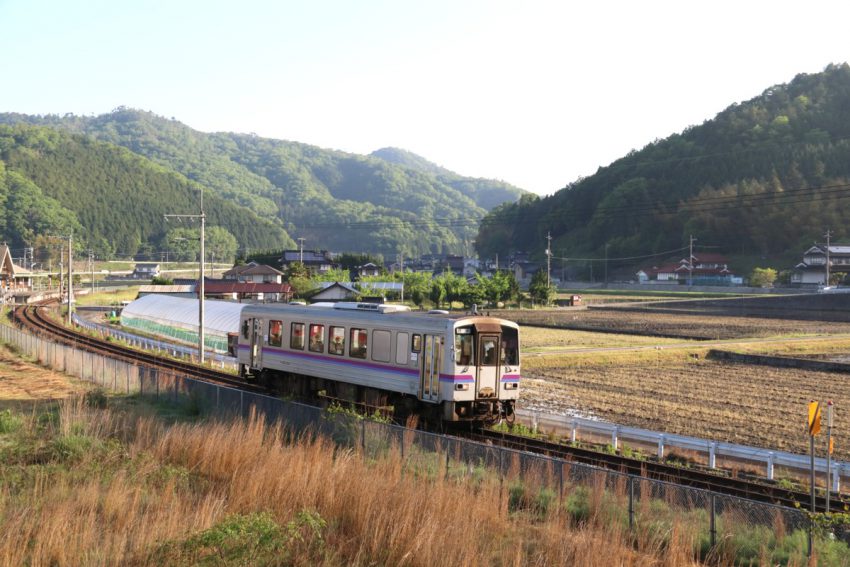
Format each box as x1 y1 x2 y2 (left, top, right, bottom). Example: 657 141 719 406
243 365 514 425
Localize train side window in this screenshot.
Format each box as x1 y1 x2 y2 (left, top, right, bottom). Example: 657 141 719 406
455 328 474 366
350 328 368 359
241 319 250 339
395 332 409 365
290 322 305 350
329 326 345 355
308 324 325 353
268 320 283 347
372 330 391 363
411 334 421 353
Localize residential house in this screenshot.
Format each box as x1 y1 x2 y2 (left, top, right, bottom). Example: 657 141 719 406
222 262 284 284
637 254 738 285
132 263 161 279
309 282 359 303
280 250 336 275
792 245 850 286
354 262 381 279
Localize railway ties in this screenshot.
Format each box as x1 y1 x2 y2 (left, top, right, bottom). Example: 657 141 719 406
11 304 267 394
468 427 834 512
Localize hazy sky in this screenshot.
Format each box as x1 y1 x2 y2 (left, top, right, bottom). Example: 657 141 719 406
2 0 849 195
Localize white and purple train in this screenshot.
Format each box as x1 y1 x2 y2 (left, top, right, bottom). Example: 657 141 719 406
233 302 520 422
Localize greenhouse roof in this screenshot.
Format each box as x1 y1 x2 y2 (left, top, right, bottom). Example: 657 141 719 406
121 295 245 335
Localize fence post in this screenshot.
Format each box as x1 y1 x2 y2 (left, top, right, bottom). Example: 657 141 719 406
709 442 716 469
766 452 774 480
657 435 665 460
628 476 635 531
710 493 717 549
571 420 577 444
360 419 366 452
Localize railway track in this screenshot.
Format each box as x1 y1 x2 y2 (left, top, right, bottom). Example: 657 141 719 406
8 303 844 512
11 304 266 393
465 427 844 512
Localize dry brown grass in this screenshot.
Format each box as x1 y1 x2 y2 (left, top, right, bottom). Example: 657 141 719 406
0 345 89 407
0 397 712 567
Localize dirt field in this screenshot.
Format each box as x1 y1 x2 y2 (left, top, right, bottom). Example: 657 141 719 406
519 345 849 460
0 345 87 406
501 308 850 339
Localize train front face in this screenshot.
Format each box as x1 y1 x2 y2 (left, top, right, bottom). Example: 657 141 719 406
442 317 520 422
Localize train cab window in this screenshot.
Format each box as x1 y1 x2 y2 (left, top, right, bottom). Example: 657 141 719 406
411 334 421 353
372 330 391 363
502 327 519 366
329 326 345 355
268 320 283 347
395 332 409 365
290 322 305 350
308 324 325 353
481 336 499 366
350 328 368 359
454 327 474 366
241 319 250 339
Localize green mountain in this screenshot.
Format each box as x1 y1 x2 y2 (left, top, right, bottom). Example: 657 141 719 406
0 123 293 258
0 110 526 258
370 147 527 211
475 63 850 267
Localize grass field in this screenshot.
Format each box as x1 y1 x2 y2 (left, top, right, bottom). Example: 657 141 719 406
73 287 140 307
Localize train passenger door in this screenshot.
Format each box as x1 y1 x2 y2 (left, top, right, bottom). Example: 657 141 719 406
420 335 441 402
249 318 263 369
476 334 500 399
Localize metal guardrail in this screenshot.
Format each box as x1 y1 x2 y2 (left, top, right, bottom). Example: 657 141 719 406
520 409 848 491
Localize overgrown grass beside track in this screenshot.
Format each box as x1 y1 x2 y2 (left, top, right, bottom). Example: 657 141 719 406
1 393 847 566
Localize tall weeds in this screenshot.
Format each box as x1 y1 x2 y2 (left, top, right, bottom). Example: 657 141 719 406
0 398 714 566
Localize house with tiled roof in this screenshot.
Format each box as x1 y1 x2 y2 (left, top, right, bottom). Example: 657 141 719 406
222 262 284 284
638 253 738 285
792 245 850 286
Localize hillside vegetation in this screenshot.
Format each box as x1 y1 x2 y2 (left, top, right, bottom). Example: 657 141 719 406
0 124 292 258
0 110 525 258
476 63 850 264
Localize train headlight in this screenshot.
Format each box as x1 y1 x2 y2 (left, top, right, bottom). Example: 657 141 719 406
454 384 469 391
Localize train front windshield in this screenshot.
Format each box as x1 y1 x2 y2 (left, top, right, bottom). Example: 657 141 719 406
454 324 519 366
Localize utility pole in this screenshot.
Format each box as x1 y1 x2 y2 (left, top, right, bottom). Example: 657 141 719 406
59 248 64 305
688 235 697 287
165 189 206 364
604 243 609 286
399 251 405 303
825 229 832 286
89 251 95 295
67 233 73 326
546 232 552 293
298 237 305 264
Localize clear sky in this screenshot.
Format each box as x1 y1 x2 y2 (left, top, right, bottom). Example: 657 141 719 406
2 0 849 196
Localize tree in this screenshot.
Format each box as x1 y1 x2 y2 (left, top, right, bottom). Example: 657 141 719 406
429 279 446 308
528 269 553 305
206 226 238 264
749 267 777 288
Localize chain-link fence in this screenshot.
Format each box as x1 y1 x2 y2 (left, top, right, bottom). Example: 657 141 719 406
2 322 846 564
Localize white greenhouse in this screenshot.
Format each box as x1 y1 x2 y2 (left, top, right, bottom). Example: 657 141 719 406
120 295 245 353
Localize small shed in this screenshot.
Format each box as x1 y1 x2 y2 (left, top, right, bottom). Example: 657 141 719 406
310 282 359 303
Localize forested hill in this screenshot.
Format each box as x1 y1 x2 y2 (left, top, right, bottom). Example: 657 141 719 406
476 63 850 263
370 147 527 211
0 111 525 258
0 124 293 258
